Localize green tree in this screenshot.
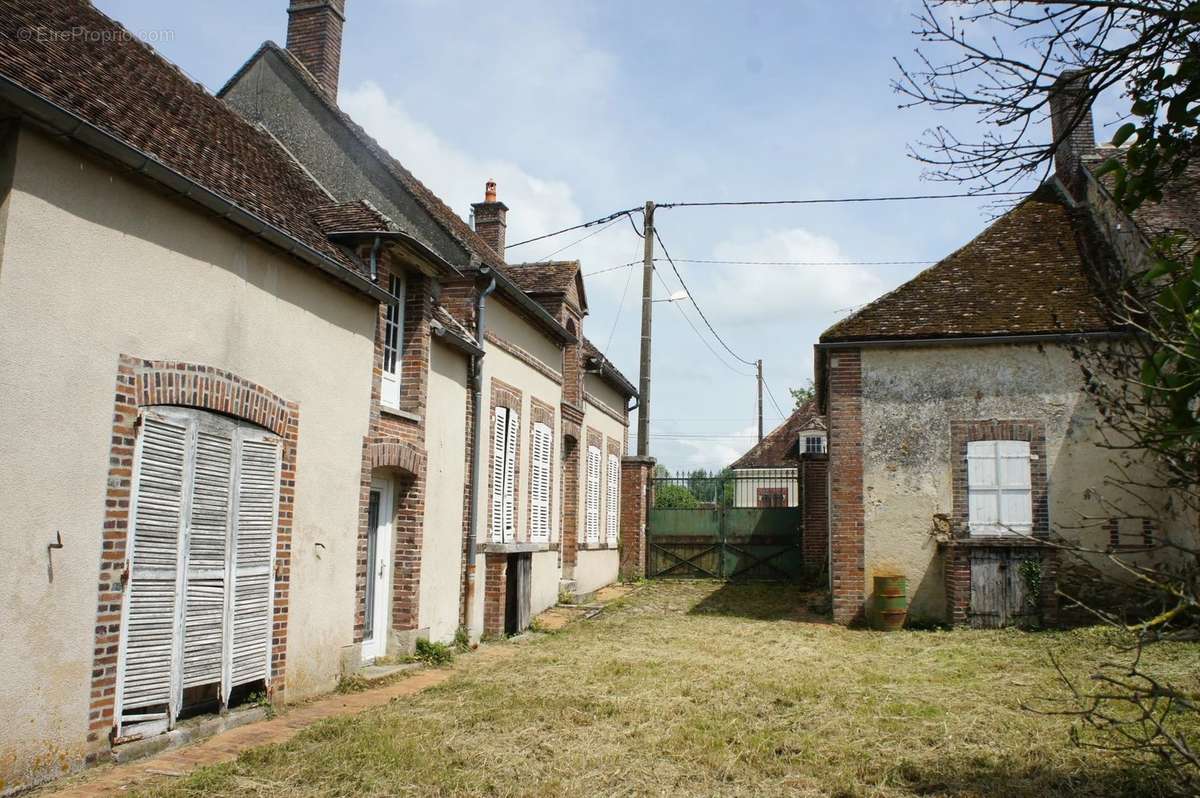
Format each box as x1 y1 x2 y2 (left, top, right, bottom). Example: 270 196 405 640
789 380 815 408
654 484 699 510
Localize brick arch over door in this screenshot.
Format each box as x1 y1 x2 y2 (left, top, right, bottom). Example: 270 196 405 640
87 355 300 749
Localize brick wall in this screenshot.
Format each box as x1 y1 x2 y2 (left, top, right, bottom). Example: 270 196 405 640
801 453 829 570
483 555 507 637
619 456 655 580
827 349 865 625
285 0 345 101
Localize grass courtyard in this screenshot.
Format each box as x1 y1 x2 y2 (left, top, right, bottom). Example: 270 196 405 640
133 581 1199 797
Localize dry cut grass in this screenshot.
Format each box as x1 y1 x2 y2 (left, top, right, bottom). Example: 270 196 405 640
134 581 1200 797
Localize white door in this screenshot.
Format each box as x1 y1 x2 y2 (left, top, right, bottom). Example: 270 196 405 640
363 477 394 661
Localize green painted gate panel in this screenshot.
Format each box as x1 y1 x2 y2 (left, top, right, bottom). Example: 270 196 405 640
646 477 804 582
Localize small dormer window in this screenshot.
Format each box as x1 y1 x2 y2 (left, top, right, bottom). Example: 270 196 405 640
804 434 826 454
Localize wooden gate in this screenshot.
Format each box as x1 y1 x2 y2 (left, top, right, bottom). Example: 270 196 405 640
968 548 1040 628
646 473 803 581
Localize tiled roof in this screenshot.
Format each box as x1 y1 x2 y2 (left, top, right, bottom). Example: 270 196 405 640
730 401 824 469
506 261 580 295
431 305 480 354
820 184 1117 343
1091 147 1200 249
310 200 398 235
220 42 512 275
0 1 367 281
581 337 637 398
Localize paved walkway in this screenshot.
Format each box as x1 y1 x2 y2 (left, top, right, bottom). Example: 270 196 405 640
47 647 517 797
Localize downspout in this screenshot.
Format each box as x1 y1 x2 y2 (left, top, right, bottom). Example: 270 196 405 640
462 268 497 631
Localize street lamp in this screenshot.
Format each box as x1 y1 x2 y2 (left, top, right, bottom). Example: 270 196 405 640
653 290 688 304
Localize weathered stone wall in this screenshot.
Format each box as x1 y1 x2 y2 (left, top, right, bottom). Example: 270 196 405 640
857 342 1173 622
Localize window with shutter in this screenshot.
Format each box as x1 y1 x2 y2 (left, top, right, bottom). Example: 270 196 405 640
380 273 405 409
585 446 601 544
530 423 552 543
967 440 1032 536
490 406 519 543
117 407 280 737
606 453 620 546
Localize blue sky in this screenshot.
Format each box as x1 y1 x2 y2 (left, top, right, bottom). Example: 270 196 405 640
96 0 1124 470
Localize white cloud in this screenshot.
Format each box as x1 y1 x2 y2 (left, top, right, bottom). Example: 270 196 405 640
688 228 890 326
341 82 583 251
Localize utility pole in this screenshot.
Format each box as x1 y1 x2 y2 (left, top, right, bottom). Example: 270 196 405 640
636 201 655 457
756 359 764 442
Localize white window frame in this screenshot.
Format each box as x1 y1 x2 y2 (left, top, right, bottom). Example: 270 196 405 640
585 445 601 544
605 452 620 546
967 440 1033 537
804 434 826 455
380 272 405 409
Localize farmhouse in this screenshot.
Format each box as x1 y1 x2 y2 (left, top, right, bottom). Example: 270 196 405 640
817 73 1198 628
219 0 637 642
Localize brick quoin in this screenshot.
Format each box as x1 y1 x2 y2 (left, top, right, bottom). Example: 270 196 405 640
619 456 654 580
827 348 865 625
801 453 829 570
87 355 299 752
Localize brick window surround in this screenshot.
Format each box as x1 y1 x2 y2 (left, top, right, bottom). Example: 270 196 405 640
353 262 434 646
949 419 1048 539
487 379 524 542
88 355 299 750
579 426 607 550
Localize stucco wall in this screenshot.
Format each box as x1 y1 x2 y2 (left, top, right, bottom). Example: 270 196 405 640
574 549 619 595
859 343 1153 622
0 128 375 789
584 373 626 421
419 340 469 644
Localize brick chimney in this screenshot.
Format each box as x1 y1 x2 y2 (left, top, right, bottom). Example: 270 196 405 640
1049 70 1096 200
286 0 346 102
471 180 508 256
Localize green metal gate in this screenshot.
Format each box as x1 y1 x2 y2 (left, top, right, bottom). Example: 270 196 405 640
646 473 804 581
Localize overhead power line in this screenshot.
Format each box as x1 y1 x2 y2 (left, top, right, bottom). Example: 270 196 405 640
655 190 1026 209
654 227 757 368
660 258 935 267
505 207 642 250
761 376 790 420
533 215 627 262
584 260 641 277
652 268 755 378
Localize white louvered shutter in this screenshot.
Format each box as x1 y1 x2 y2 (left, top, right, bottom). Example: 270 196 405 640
227 431 280 689
530 423 552 543
967 440 1032 536
181 428 233 692
121 412 189 717
606 453 620 546
503 410 519 543
490 407 508 543
585 445 601 544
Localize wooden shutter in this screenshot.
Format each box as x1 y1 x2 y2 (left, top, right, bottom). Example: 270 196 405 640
530 423 552 542
606 453 620 546
490 407 508 543
120 412 189 718
503 410 519 543
181 428 233 691
227 431 281 689
585 446 601 543
967 440 1032 536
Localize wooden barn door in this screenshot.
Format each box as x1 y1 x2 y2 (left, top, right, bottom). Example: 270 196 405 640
968 549 1038 628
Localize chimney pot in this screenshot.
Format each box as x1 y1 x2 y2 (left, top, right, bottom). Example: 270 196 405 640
286 0 346 103
1049 69 1096 200
472 180 508 257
